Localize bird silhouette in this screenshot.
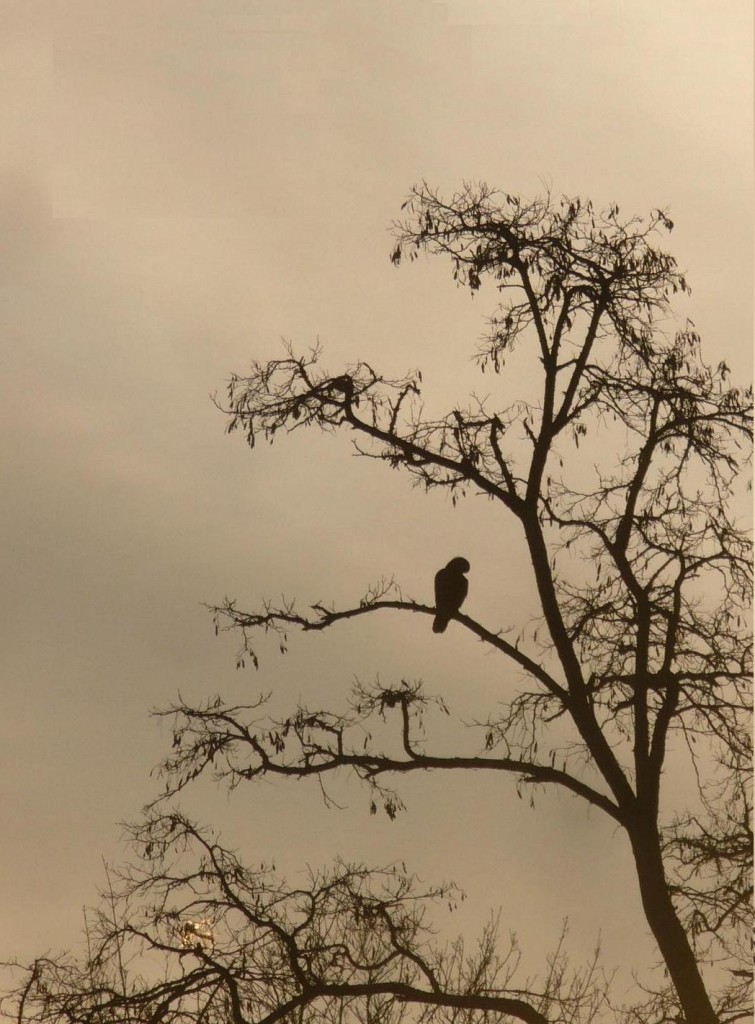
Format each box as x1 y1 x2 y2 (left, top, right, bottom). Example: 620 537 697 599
432 557 470 633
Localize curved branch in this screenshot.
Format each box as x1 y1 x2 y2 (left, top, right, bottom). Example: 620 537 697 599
156 692 623 823
342 399 522 512
246 744 623 823
257 981 551 1024
212 598 568 701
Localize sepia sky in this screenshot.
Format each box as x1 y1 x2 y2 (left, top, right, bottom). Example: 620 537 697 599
1 0 751 996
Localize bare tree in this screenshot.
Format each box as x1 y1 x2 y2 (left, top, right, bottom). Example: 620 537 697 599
3 184 751 1024
1 811 609 1024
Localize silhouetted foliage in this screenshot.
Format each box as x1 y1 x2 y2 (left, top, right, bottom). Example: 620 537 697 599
3 183 751 1024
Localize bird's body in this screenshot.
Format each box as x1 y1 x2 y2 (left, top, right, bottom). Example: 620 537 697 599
432 557 470 633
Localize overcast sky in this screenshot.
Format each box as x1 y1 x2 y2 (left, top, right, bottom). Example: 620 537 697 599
1 0 751 999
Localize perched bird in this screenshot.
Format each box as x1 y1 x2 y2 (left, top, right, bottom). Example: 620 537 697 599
432 557 470 633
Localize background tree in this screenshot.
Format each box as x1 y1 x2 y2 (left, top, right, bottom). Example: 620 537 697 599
3 184 751 1024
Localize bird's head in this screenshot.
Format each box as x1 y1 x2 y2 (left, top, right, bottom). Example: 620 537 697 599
446 557 470 573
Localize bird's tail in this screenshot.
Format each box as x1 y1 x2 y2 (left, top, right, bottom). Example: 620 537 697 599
432 615 449 634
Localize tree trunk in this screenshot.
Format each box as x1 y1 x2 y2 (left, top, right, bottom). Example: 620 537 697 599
629 826 718 1024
